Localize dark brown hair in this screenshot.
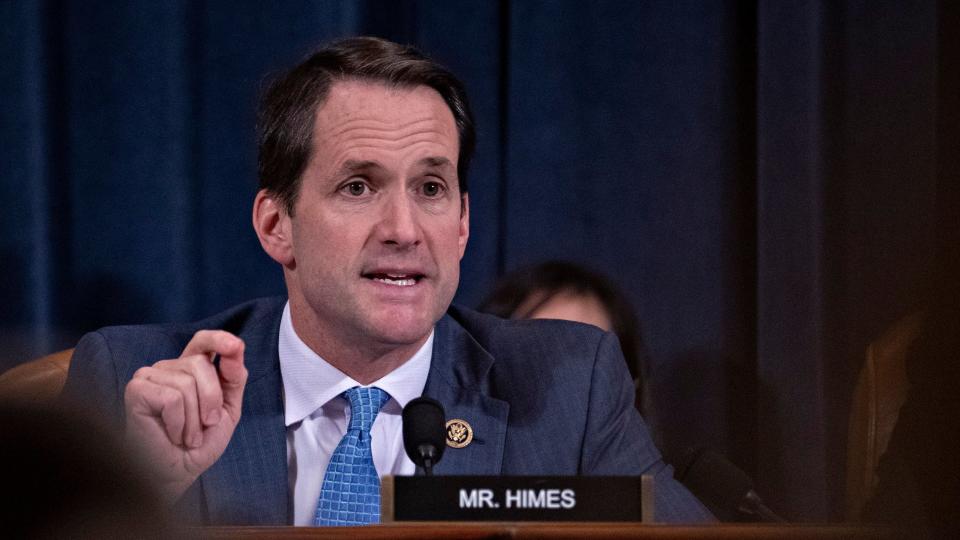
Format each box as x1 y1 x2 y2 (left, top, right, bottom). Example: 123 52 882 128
257 36 476 215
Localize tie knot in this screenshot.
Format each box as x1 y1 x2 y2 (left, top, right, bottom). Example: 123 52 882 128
343 386 390 433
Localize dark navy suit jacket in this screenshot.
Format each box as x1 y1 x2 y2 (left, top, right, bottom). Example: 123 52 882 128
63 296 713 524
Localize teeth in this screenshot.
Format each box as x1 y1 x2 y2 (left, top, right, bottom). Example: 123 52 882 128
374 277 416 287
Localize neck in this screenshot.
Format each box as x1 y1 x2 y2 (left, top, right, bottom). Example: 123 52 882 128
288 302 429 385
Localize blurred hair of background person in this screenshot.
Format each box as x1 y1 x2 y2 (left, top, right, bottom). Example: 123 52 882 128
478 260 650 414
0 402 178 539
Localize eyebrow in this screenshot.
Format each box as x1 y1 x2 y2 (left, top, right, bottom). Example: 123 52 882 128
336 157 454 176
419 156 454 169
337 160 382 175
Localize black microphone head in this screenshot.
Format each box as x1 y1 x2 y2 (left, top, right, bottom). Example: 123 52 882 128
675 447 754 520
401 397 446 470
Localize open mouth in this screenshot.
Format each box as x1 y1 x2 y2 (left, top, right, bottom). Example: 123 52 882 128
363 272 423 287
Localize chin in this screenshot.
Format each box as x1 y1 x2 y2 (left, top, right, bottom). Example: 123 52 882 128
365 309 437 346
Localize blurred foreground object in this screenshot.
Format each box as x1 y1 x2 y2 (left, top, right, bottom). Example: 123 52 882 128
0 403 176 539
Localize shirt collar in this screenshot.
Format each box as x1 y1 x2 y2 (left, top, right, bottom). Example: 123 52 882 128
278 302 433 427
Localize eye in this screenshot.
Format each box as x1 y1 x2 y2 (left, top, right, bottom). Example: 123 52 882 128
422 181 444 198
342 181 368 197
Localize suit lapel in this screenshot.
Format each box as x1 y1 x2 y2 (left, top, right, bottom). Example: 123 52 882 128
423 314 509 476
201 302 289 525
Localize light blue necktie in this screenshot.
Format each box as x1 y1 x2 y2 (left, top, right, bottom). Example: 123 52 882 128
315 386 391 526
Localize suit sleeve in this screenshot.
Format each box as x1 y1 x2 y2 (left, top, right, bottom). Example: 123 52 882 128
60 331 127 430
580 332 715 523
61 330 211 523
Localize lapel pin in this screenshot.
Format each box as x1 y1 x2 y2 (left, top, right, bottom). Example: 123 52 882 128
445 418 473 448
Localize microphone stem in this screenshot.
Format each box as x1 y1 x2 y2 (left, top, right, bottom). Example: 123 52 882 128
754 504 785 523
741 491 786 522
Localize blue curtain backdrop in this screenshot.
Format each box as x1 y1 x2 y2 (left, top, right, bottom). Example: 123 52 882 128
2 0 957 522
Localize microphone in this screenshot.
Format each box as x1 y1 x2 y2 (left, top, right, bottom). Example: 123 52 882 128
401 397 446 476
674 447 786 523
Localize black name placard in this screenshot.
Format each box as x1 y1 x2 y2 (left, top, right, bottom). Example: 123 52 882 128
381 475 654 522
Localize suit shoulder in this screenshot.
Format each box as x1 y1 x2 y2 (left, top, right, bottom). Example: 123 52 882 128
447 304 611 366
76 296 286 369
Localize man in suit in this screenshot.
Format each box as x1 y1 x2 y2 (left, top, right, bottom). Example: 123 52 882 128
63 37 712 525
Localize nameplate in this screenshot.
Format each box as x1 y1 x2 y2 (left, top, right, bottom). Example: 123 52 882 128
381 475 654 522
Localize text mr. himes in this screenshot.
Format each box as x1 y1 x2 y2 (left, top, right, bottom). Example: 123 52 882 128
459 489 576 509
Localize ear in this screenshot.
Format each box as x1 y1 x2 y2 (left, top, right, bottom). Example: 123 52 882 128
458 193 470 260
252 189 294 267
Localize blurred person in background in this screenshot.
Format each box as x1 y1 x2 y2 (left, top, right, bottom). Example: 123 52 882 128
478 260 650 414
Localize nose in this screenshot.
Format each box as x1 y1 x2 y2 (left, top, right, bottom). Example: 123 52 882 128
376 192 421 249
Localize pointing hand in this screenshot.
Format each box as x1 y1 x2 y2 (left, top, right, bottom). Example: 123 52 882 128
123 330 247 501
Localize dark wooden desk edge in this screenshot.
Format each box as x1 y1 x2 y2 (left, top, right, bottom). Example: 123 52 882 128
198 523 900 539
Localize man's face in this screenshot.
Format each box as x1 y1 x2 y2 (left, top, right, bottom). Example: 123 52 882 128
283 80 468 352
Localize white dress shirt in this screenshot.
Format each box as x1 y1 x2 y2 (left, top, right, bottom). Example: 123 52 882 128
278 302 433 526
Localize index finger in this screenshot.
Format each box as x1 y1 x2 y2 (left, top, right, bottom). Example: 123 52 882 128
180 329 247 420
181 330 244 363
